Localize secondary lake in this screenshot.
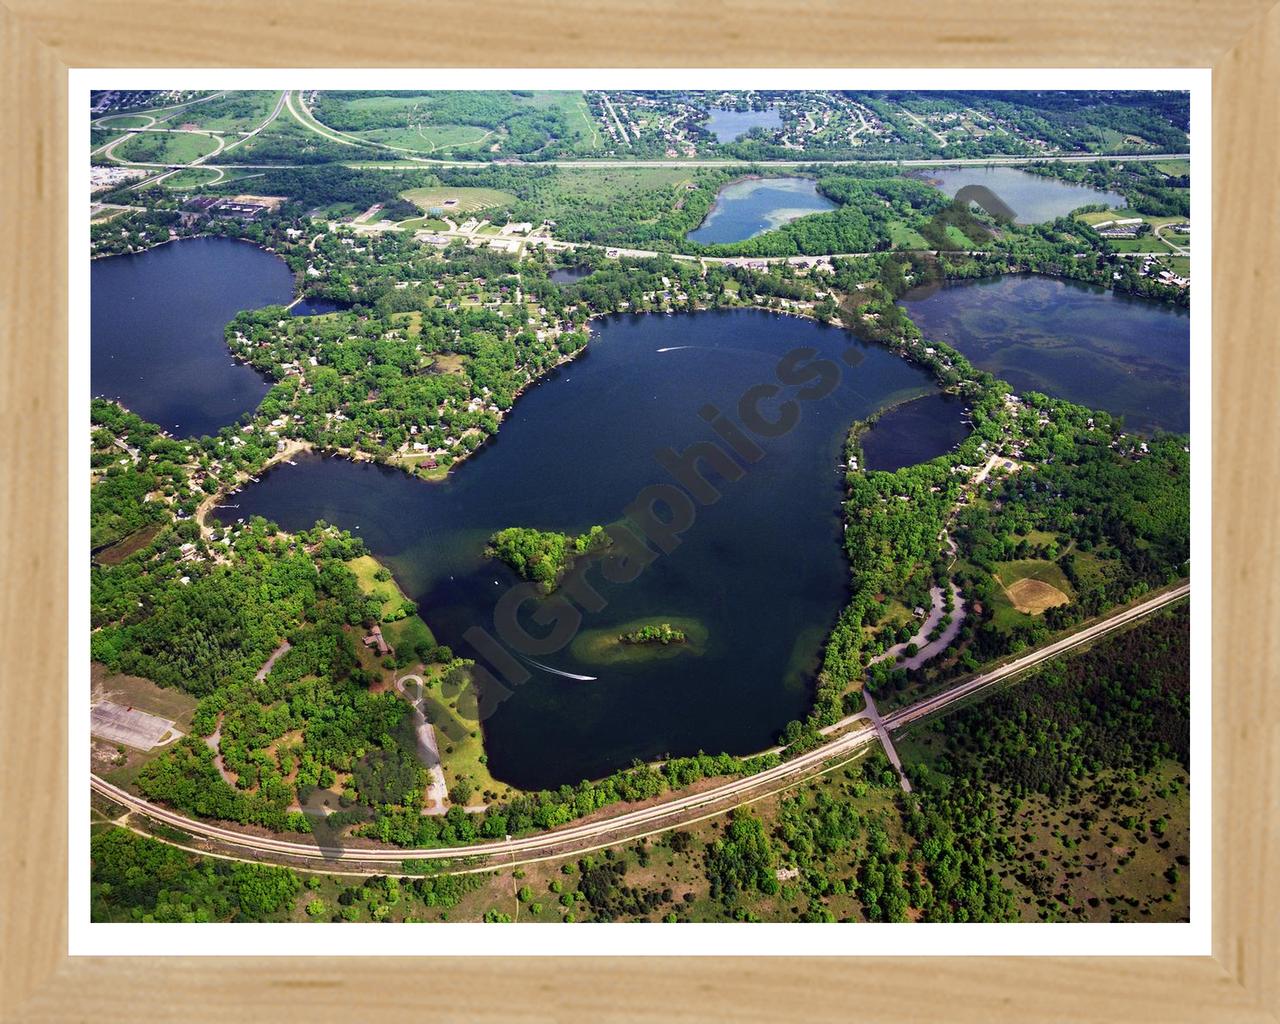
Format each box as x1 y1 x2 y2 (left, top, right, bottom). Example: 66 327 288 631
230 309 946 789
91 237 296 437
860 392 970 472
900 275 1190 434
922 166 1127 224
289 296 349 316
687 177 837 245
704 106 783 142
548 266 594 285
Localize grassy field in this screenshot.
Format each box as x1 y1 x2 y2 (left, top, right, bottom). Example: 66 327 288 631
389 311 423 337
1067 548 1119 594
400 186 518 214
886 220 929 248
346 555 425 627
419 664 516 804
355 124 493 153
397 215 450 231
114 131 220 165
323 90 598 156
96 114 152 129
383 614 434 659
1075 211 1188 254
897 727 1189 923
160 167 227 189
992 558 1074 616
160 91 279 134
544 166 699 200
1153 159 1190 177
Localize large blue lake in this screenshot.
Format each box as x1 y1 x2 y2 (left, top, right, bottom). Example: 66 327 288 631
687 177 837 245
923 166 1128 224
90 236 1192 789
230 310 944 788
91 237 296 437
900 275 1190 434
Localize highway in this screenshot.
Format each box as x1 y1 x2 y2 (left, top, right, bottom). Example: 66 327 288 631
165 151 1191 173
90 581 1189 872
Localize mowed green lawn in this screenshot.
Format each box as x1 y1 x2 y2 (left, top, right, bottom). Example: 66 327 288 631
400 186 517 214
347 555 419 622
114 131 220 165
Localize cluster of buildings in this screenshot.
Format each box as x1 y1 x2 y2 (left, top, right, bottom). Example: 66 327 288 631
1093 217 1146 239
181 194 284 224
90 166 147 192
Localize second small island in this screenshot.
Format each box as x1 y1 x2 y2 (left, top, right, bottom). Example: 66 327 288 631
618 622 687 645
570 615 707 667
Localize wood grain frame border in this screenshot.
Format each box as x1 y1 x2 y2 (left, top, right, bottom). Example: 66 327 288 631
2 4 1276 1020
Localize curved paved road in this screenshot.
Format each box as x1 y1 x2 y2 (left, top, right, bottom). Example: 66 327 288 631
91 582 1188 870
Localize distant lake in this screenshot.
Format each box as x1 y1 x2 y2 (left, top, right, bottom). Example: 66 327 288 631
549 266 593 284
687 177 837 245
231 309 939 789
91 237 295 437
923 166 1127 224
705 106 783 142
900 275 1190 434
860 392 971 471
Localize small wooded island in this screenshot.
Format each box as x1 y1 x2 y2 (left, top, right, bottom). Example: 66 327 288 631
618 623 687 645
486 524 610 593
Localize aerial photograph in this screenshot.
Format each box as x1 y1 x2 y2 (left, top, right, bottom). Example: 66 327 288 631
87 87 1192 926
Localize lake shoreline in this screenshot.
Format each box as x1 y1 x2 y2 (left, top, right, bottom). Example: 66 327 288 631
687 173 833 244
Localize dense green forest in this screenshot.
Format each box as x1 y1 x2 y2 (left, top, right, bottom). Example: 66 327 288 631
93 605 1188 923
91 828 301 922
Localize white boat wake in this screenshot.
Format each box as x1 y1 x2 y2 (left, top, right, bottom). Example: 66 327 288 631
656 346 692 353
521 656 598 682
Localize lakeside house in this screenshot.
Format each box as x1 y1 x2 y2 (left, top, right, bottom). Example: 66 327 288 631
363 624 391 657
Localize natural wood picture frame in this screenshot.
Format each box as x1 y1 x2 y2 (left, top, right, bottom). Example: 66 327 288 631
2 2 1276 1019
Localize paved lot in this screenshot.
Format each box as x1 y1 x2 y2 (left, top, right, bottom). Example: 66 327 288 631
91 700 180 750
